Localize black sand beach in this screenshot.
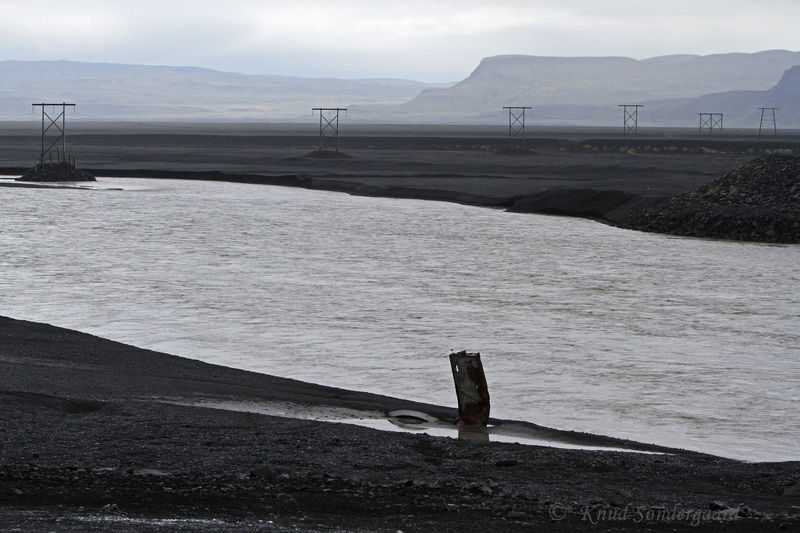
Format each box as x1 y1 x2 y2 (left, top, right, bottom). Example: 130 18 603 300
1 316 800 532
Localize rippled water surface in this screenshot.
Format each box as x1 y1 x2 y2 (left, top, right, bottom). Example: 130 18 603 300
1 177 798 461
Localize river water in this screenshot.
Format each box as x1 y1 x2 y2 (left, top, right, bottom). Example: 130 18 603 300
1 177 798 461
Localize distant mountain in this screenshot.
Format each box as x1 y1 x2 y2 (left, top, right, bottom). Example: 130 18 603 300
642 65 800 128
353 50 800 126
0 60 444 122
1 53 798 127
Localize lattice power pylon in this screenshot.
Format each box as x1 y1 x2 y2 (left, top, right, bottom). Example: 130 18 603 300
758 107 778 139
698 113 723 136
619 104 643 138
312 107 347 152
502 106 532 148
32 102 76 166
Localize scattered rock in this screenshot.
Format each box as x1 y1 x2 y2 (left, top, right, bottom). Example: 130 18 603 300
101 503 120 514
250 467 275 479
783 484 800 496
709 500 730 511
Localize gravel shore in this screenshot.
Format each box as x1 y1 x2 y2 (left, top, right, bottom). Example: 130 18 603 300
4 125 800 244
1 316 799 532
621 153 800 242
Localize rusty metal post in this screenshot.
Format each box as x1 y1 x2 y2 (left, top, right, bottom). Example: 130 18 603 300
448 351 490 426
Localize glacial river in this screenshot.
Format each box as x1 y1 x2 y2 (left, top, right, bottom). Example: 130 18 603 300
1 177 798 461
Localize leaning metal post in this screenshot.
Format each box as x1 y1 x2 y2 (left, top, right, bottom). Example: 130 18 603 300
448 351 490 426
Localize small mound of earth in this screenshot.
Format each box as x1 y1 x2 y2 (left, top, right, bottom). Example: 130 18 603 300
303 150 354 159
623 153 800 243
17 162 96 182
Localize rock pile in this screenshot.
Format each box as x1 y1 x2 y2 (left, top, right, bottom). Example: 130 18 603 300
17 162 95 182
624 153 800 243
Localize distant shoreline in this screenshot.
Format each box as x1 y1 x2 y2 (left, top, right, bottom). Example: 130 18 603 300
2 127 799 243
0 167 667 232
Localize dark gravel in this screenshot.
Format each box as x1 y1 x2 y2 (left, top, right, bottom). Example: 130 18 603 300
17 161 96 182
1 316 799 532
622 153 800 243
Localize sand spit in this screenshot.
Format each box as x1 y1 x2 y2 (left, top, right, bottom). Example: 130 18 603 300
1 315 799 531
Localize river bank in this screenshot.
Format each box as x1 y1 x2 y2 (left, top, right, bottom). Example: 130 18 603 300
3 124 800 242
1 315 799 531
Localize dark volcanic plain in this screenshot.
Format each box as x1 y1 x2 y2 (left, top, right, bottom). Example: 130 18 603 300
1 124 800 531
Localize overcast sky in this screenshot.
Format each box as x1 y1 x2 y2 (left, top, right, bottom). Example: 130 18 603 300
2 0 799 82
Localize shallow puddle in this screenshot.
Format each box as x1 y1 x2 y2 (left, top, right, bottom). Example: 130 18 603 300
163 398 663 454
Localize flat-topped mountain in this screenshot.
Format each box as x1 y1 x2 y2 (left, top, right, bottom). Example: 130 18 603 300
354 50 800 126
417 50 800 105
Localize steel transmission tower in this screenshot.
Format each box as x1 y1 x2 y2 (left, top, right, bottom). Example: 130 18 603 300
502 106 532 148
618 105 643 138
32 102 76 167
698 113 723 136
758 107 778 138
312 107 347 152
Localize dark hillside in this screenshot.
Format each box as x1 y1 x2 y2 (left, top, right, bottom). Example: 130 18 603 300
623 154 800 242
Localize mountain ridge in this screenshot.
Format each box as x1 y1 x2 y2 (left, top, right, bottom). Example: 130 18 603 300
0 59 445 122
352 50 800 125
1 51 798 126
640 65 800 127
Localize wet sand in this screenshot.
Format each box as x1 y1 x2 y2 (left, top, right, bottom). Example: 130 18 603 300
1 315 799 532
